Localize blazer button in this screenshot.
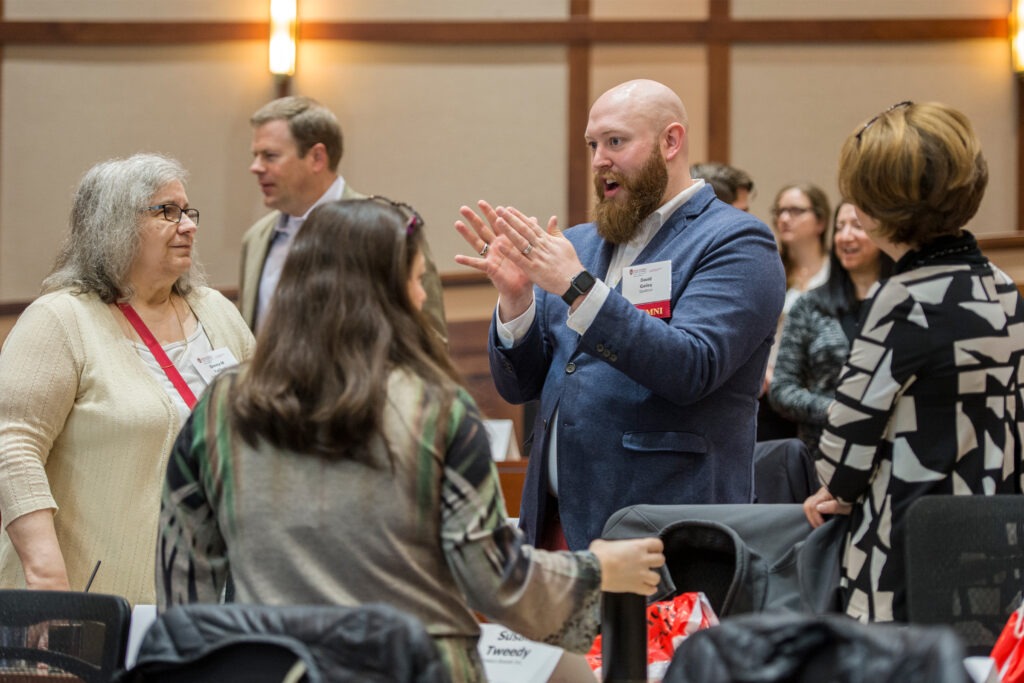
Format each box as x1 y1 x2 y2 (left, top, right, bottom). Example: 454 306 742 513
596 343 605 352
565 361 576 374
602 349 611 358
609 353 618 362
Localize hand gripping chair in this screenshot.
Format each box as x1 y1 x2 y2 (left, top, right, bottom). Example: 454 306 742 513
598 503 847 683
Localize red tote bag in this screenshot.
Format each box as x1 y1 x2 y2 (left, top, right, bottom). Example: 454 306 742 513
992 603 1024 682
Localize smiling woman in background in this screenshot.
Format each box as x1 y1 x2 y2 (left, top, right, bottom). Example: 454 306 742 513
0 153 253 604
769 199 894 458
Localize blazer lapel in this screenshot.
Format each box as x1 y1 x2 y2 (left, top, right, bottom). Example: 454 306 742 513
240 211 281 325
633 187 715 266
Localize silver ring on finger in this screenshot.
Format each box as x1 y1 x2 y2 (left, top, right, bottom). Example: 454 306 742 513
522 243 534 256
479 243 490 257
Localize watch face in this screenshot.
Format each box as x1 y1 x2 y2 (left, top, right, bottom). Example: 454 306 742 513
574 270 596 293
563 270 595 306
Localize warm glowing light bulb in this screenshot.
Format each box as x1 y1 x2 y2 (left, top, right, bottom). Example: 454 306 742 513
269 0 297 76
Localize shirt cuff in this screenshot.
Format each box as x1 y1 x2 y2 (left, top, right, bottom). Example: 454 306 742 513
567 280 610 336
495 296 537 349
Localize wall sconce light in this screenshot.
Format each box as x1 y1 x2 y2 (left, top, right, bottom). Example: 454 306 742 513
269 0 297 77
1012 0 1024 75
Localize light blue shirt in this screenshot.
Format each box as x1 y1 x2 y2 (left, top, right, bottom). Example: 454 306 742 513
256 176 347 330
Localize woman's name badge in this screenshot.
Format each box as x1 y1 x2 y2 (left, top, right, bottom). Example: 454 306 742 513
622 260 672 318
193 348 239 383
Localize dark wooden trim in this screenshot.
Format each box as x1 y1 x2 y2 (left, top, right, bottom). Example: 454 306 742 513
721 18 1006 43
496 460 529 517
567 0 591 228
0 301 24 316
977 233 1024 249
706 0 731 163
301 20 589 44
0 21 266 44
0 17 1005 47
440 271 491 287
274 74 292 99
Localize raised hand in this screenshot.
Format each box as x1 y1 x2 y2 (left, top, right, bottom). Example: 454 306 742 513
493 206 586 300
454 200 535 319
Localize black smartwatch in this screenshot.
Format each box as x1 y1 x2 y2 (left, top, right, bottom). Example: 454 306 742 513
562 270 596 306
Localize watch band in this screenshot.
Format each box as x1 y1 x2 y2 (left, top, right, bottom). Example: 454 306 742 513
562 270 596 306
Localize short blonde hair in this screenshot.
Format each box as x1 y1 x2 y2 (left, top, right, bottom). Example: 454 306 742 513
838 101 988 246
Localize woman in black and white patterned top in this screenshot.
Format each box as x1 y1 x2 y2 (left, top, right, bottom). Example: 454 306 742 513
803 101 1024 623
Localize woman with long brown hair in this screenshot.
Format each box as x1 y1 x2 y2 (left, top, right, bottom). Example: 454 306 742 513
157 197 664 682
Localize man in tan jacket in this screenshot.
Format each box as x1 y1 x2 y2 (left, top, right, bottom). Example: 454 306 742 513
241 96 446 337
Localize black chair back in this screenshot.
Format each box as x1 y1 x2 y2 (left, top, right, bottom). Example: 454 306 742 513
753 438 817 504
119 602 449 683
0 589 131 683
663 612 968 683
905 494 1024 656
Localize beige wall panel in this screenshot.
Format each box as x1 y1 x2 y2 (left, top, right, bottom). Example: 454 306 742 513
592 0 708 20
301 0 567 21
732 40 1015 237
733 0 1009 19
4 0 265 21
292 42 568 276
589 46 708 217
0 43 276 301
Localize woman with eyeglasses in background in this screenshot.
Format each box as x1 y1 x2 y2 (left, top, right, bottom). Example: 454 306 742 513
772 183 833 314
803 102 1024 623
157 197 665 682
769 199 894 459
0 153 254 604
759 183 832 439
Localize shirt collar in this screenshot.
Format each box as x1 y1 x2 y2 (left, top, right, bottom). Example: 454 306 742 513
276 176 347 233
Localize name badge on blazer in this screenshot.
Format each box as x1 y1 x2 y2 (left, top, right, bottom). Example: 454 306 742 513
622 260 672 318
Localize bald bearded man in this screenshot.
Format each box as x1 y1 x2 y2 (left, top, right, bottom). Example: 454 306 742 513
455 79 785 550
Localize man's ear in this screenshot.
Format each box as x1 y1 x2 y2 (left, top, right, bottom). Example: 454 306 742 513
662 122 686 162
307 142 329 172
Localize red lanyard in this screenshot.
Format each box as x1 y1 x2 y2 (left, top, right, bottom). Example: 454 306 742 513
117 302 197 408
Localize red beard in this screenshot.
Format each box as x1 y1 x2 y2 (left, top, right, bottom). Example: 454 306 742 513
592 147 669 244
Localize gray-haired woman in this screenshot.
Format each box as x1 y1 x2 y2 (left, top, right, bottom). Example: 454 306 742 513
0 153 253 604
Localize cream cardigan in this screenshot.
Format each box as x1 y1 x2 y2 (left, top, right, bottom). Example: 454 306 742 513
0 287 254 605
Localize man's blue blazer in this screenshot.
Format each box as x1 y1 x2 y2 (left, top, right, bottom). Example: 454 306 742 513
489 185 786 549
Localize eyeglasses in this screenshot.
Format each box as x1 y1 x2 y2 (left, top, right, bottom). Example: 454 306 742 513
771 206 813 219
855 100 913 144
367 195 423 235
144 204 200 226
